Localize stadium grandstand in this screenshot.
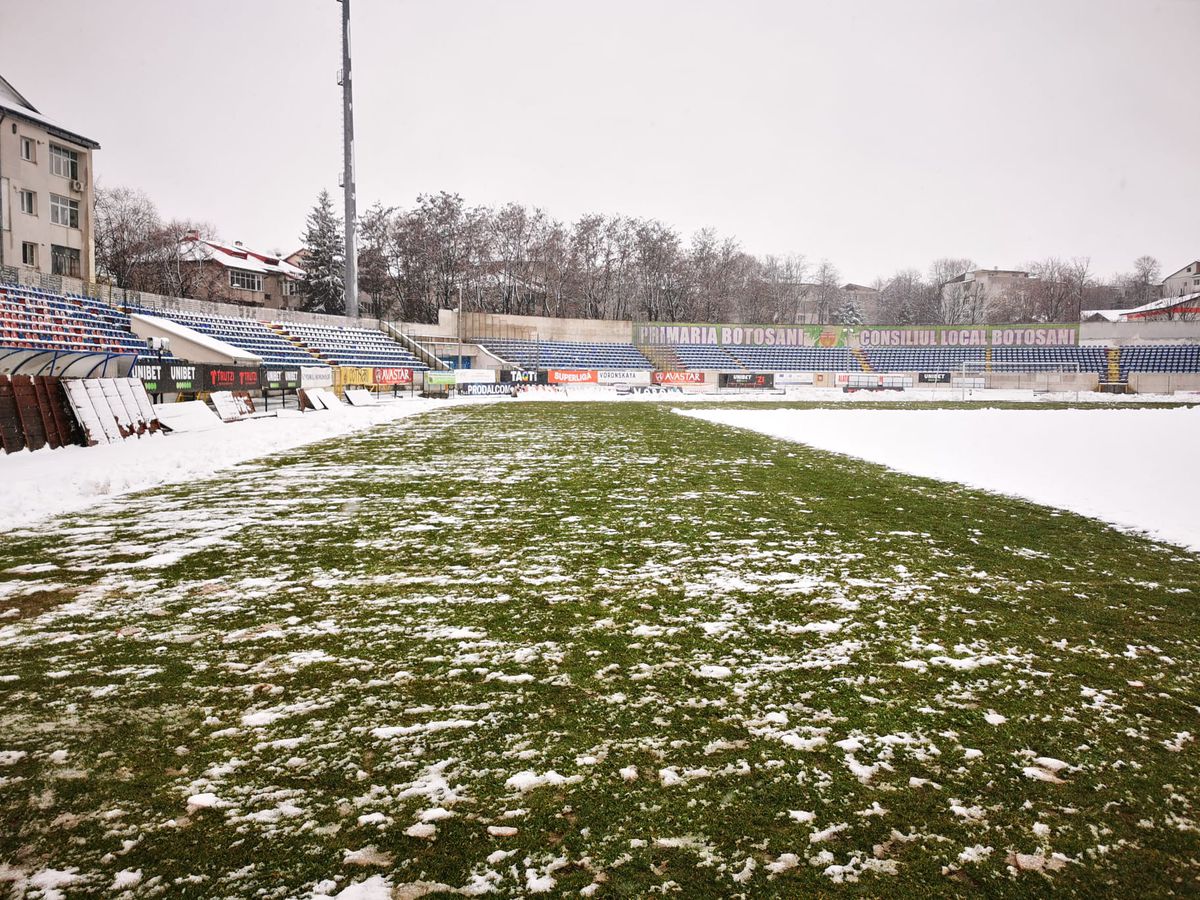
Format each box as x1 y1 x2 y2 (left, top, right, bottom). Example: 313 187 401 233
473 338 652 370
1 283 147 357
272 322 427 369
124 305 322 367
6 277 1200 395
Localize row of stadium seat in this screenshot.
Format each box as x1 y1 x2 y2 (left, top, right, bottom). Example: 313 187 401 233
474 338 653 369
272 322 428 369
1120 345 1200 376
1 284 148 356
125 305 322 367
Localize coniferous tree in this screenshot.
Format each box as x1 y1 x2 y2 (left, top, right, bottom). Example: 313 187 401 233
298 190 345 314
833 297 864 325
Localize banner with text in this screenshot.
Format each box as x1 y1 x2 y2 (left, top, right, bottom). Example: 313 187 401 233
634 322 1078 349
373 367 414 385
548 369 599 384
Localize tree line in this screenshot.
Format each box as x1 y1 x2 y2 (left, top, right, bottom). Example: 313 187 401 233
94 183 1168 324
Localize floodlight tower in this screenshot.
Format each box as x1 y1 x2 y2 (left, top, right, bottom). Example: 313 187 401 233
338 0 358 317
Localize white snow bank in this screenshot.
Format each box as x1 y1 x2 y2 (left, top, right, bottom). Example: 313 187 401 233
4 398 490 531
678 407 1200 551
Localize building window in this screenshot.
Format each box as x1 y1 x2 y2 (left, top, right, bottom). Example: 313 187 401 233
282 278 303 296
50 193 79 228
51 245 80 278
21 242 38 267
229 269 263 292
19 190 37 215
20 137 35 162
49 144 79 180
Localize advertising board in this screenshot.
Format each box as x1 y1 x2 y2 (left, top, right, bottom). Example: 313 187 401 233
373 367 414 385
653 371 706 385
719 373 775 389
548 370 599 384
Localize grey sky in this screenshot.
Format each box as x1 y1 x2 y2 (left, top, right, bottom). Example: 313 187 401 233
4 0 1197 282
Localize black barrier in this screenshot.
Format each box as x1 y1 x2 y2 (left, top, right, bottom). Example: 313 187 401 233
204 365 262 392
263 367 301 390
131 361 202 394
460 382 517 396
918 372 952 383
502 370 548 384
719 372 775 389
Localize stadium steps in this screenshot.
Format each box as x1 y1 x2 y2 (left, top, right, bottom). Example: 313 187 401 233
718 347 751 371
638 344 681 372
268 324 327 363
851 347 872 372
985 346 993 372
1106 347 1122 382
382 322 450 370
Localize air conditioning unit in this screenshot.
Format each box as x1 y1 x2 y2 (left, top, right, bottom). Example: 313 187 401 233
70 179 84 193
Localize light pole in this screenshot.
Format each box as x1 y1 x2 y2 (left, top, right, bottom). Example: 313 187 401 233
338 0 358 318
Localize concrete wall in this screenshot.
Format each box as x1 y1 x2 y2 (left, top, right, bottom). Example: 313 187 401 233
1080 320 1200 345
1128 373 1200 394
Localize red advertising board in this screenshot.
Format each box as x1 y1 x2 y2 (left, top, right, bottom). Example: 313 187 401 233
653 371 705 385
548 369 598 384
373 367 414 385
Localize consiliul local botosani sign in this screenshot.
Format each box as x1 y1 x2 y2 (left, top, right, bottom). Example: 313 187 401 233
633 323 1079 349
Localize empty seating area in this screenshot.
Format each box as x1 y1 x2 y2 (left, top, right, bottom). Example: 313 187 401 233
474 338 652 369
728 346 859 371
126 305 321 367
664 344 744 369
1119 345 1200 378
1 284 146 357
991 347 1108 375
273 322 427 369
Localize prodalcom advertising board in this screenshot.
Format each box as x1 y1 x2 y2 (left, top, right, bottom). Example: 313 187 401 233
459 383 516 396
548 369 598 384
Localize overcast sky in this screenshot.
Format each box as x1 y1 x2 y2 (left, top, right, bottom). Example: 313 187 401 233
4 0 1197 282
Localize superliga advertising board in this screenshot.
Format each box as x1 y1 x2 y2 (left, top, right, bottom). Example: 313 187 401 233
633 322 1078 348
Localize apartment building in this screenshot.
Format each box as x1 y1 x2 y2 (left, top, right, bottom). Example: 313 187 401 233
0 76 100 282
1161 260 1200 298
179 234 306 309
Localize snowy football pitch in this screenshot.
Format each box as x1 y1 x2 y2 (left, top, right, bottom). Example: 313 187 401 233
1 401 1198 898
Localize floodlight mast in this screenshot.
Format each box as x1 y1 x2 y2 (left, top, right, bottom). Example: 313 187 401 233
339 0 358 318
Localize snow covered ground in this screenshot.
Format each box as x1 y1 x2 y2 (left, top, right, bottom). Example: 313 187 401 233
679 406 1200 551
2 397 490 532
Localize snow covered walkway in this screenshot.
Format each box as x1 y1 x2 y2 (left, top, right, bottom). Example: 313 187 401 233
678 406 1200 551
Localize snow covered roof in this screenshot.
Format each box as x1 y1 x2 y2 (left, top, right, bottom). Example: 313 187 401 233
1082 292 1200 322
0 74 100 149
130 313 263 364
181 237 305 279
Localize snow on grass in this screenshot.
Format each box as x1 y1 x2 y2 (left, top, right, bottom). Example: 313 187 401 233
677 406 1200 550
0 401 1197 896
1 397 493 532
